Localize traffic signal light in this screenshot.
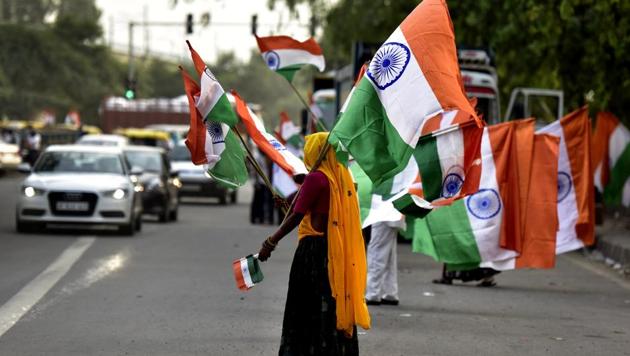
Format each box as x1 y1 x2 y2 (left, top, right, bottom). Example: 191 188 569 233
124 78 136 100
251 14 257 35
186 13 193 34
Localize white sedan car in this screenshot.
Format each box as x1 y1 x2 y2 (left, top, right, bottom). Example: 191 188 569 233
16 145 143 235
76 134 129 147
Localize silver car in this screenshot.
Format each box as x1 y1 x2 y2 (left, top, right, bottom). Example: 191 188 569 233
16 145 143 235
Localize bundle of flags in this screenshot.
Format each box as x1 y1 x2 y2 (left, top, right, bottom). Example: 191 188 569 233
180 41 248 188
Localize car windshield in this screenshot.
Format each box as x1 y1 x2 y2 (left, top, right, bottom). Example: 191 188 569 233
34 151 125 174
125 151 163 173
78 139 119 146
169 145 190 161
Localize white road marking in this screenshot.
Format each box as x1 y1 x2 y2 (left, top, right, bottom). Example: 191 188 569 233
0 237 95 338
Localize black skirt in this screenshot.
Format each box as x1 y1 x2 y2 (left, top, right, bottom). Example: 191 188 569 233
279 236 359 356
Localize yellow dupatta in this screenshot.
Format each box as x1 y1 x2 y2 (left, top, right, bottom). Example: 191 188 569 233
299 132 370 337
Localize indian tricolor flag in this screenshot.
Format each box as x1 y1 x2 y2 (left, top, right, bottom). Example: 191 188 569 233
255 35 325 82
481 133 560 270
180 42 248 188
277 111 303 149
537 107 595 254
329 0 479 195
232 90 308 177
593 112 630 207
233 255 264 291
350 162 404 229
410 121 527 265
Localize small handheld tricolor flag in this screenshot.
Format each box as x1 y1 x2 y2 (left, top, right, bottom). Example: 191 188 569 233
232 254 264 291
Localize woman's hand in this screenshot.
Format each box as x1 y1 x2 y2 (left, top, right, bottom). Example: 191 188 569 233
258 243 273 261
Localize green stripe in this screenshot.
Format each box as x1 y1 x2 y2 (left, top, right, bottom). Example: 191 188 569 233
247 256 264 283
207 129 248 189
392 194 432 218
329 77 413 196
414 135 443 201
405 217 439 260
276 64 303 83
604 144 630 205
423 200 481 265
350 163 373 225
206 93 238 127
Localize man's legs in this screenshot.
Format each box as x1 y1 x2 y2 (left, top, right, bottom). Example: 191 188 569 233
366 222 397 303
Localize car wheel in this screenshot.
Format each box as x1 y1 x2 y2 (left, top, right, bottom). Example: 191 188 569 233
119 219 135 236
135 215 142 232
169 206 178 221
230 190 237 204
158 200 170 222
16 216 35 233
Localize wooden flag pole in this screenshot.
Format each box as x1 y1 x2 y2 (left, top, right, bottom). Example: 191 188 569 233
287 81 328 132
233 126 290 214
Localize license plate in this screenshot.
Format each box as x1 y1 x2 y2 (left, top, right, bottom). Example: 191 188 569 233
181 184 201 192
56 201 89 211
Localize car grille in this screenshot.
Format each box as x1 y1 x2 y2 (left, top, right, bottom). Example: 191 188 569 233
49 191 98 217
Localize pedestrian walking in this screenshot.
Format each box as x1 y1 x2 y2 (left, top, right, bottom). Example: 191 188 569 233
23 126 41 166
365 220 403 305
258 132 370 356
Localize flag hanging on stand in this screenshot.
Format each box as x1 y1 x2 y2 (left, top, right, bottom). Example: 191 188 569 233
480 133 560 270
329 0 479 196
180 42 248 188
537 107 595 254
593 112 630 207
232 90 308 177
255 35 325 82
410 120 529 265
233 255 264 291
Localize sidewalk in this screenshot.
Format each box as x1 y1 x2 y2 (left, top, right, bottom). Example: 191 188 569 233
593 210 630 277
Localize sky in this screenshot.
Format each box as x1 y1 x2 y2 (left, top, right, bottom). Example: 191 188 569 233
96 0 314 63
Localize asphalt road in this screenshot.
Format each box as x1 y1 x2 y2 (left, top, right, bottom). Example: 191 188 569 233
0 173 629 356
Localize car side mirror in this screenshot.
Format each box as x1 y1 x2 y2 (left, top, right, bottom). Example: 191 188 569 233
130 166 144 176
17 163 31 174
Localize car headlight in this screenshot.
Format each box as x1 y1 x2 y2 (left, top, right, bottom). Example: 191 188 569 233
172 177 182 188
103 188 128 200
146 178 164 191
23 186 46 197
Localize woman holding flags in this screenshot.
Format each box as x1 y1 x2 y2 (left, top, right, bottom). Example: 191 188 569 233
258 132 370 356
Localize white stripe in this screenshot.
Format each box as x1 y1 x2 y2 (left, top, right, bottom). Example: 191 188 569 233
263 49 325 72
340 86 356 114
367 27 443 148
468 129 517 262
609 124 630 168
594 162 603 192
272 163 299 198
0 237 95 338
537 121 582 254
204 122 229 169
196 68 225 118
389 156 419 196
480 258 515 271
240 258 254 288
435 126 464 194
439 110 458 130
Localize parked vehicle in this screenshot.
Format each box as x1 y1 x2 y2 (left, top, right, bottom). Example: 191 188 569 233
15 145 143 235
169 144 237 205
0 138 22 172
76 134 129 147
124 146 180 222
